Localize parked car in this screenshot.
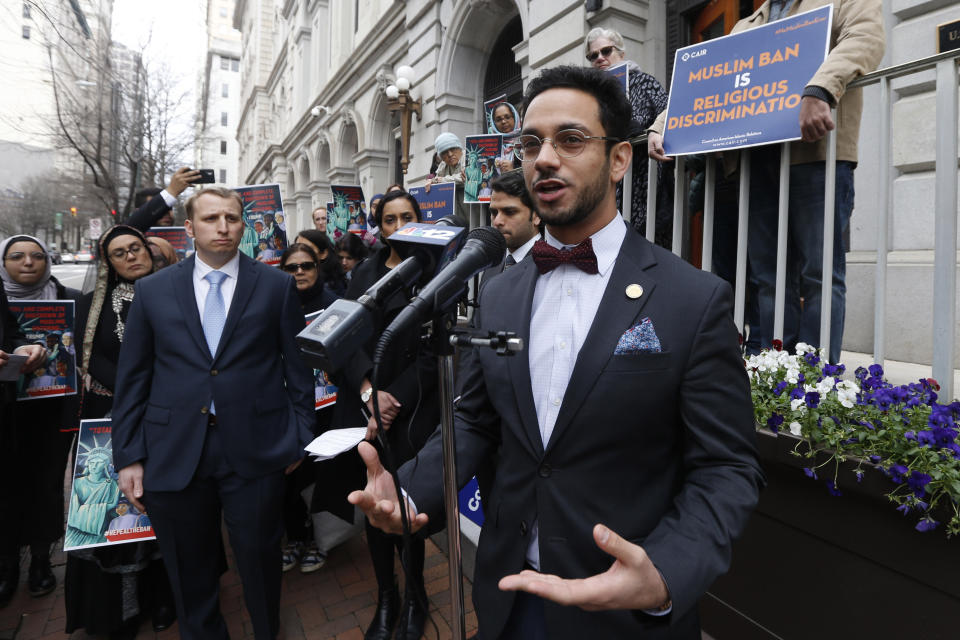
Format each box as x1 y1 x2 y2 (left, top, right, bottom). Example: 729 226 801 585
60 252 75 263
49 248 62 264
74 250 94 263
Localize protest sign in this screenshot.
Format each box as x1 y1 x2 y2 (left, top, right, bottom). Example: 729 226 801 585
9 300 77 400
306 310 337 409
458 476 484 528
65 419 156 551
662 5 832 156
145 226 194 261
484 94 521 135
329 185 368 240
464 135 503 203
325 202 335 241
607 62 629 96
234 184 289 266
408 182 456 222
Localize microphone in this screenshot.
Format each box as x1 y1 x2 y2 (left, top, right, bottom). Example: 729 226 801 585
383 226 505 338
387 222 466 287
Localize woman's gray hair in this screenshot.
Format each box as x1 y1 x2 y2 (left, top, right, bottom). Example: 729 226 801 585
584 27 625 56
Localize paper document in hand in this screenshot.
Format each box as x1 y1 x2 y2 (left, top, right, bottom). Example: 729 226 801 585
305 427 367 460
0 354 28 381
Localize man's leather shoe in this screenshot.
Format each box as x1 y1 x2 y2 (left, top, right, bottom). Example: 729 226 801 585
394 591 427 640
0 559 19 608
152 604 177 632
364 584 399 640
28 555 55 597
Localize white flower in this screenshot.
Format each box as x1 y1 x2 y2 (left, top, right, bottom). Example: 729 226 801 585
795 342 815 355
789 421 802 436
790 398 806 413
816 379 834 396
786 367 800 384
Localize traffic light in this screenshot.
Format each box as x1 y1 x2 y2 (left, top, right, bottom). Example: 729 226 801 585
110 209 117 216
70 207 77 217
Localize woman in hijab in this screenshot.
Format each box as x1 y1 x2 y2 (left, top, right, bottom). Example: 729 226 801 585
64 226 176 640
0 235 79 604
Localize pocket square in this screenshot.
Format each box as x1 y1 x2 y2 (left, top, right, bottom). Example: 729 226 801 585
614 317 662 354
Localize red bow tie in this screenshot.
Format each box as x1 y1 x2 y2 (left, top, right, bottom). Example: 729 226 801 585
531 238 599 275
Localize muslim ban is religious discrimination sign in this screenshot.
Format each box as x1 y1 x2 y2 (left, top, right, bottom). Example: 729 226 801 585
408 182 456 223
662 5 832 156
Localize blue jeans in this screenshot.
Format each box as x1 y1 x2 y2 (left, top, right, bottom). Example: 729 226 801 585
745 147 855 363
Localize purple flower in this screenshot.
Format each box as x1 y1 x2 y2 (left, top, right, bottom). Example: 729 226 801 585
823 363 845 376
869 364 884 377
803 467 817 480
790 387 804 401
887 464 909 483
854 470 864 483
766 413 784 432
804 391 821 409
915 517 939 532
896 503 911 515
774 381 788 396
907 471 932 498
804 352 821 367
825 481 842 497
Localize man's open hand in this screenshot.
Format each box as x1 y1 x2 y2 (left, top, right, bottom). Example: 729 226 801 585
347 442 429 535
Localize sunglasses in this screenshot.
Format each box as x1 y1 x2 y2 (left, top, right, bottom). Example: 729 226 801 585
586 45 621 62
282 261 317 273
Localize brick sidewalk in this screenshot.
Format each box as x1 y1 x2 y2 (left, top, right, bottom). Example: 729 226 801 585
1 534 476 640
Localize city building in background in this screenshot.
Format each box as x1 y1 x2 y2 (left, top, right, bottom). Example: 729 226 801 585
196 0 242 187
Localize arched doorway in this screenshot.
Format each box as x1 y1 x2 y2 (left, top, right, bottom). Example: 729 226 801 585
483 15 524 122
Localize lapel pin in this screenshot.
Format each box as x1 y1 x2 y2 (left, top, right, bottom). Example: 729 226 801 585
625 284 643 299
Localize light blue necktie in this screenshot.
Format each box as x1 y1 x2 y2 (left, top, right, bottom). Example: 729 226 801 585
203 271 227 415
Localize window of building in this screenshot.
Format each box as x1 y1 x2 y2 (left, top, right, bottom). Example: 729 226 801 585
220 56 229 70
231 58 239 72
220 140 227 154
219 169 227 184
221 112 228 126
22 3 30 18
222 83 229 98
22 25 30 39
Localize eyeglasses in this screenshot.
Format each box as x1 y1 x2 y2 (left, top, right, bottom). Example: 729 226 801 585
494 114 514 124
108 243 145 260
586 45 622 62
4 251 46 262
281 261 317 273
513 129 621 162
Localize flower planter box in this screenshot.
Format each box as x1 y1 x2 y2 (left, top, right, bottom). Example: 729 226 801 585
700 431 960 639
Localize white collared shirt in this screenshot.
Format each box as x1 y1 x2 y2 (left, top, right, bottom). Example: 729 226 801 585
193 252 241 318
526 214 626 569
509 234 539 265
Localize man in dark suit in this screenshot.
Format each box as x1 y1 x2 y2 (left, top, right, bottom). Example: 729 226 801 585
484 170 541 278
112 187 314 639
350 66 764 639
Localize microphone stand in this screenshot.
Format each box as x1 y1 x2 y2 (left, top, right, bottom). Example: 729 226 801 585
428 314 522 640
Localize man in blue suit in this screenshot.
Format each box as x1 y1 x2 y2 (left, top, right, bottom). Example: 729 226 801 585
112 186 314 639
351 66 764 639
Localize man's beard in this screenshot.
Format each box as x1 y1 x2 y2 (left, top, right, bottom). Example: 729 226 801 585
533 159 609 228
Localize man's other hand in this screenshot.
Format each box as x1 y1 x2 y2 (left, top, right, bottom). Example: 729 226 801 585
118 462 147 513
498 524 671 612
646 132 673 163
167 167 202 197
799 96 835 143
347 441 428 535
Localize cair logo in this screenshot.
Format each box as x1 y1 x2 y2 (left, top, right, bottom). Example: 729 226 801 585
681 48 708 62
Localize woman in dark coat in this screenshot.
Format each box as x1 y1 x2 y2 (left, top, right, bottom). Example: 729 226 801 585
294 229 349 297
277 243 340 574
64 226 175 640
0 235 78 603
331 190 441 640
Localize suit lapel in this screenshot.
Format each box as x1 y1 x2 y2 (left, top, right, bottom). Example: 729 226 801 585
173 256 210 358
545 231 658 453
500 259 544 456
214 253 258 362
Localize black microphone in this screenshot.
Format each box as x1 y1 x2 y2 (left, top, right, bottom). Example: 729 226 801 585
383 226 506 338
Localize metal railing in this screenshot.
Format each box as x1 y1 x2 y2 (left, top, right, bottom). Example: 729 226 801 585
633 48 960 398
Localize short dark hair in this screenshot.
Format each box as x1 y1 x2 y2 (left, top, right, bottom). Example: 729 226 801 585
489 170 536 215
335 233 369 260
373 189 422 227
280 242 319 267
522 65 631 146
135 187 162 208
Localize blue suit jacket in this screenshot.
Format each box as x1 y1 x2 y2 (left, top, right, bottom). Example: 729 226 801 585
401 227 764 639
111 253 315 491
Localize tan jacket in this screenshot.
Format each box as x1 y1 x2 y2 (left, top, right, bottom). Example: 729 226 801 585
650 0 885 165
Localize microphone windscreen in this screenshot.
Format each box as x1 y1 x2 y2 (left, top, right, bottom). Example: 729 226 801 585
466 226 507 266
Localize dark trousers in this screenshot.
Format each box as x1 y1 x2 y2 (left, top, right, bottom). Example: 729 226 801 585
144 423 285 640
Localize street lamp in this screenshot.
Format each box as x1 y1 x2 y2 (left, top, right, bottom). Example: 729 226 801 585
384 65 421 174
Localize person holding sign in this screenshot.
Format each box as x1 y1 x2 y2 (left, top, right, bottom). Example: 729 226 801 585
585 28 673 248
0 235 78 601
648 0 884 362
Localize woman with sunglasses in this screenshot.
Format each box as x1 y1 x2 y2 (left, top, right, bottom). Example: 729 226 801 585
0 235 80 606
585 27 674 248
330 190 440 640
293 229 349 297
64 226 177 640
276 244 340 576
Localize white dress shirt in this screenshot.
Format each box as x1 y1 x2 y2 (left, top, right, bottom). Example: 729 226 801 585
526 214 626 569
193 252 241 319
509 234 538 266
